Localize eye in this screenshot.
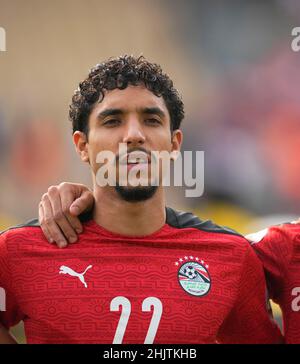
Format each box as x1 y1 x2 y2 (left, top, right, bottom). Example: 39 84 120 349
145 118 161 126
103 119 121 127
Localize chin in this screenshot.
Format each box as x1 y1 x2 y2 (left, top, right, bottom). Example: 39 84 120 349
115 185 158 202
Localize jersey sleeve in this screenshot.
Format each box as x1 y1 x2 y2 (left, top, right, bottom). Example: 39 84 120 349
246 225 293 303
0 232 25 329
217 242 283 343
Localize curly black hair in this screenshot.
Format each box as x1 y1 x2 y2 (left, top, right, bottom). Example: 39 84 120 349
69 55 184 136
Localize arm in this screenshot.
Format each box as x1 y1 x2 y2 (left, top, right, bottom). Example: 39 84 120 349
217 243 283 344
39 182 94 248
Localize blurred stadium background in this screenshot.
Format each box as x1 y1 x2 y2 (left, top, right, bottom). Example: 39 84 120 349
1 0 300 343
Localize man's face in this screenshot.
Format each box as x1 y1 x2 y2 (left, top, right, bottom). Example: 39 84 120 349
74 84 182 201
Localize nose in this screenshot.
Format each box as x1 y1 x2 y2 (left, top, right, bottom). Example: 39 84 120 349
122 118 146 146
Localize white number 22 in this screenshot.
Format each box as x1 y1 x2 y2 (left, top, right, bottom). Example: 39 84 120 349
110 296 163 344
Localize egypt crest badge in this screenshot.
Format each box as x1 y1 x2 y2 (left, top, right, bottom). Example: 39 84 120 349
175 256 211 297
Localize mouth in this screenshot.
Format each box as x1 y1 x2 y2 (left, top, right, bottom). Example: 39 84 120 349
119 151 150 166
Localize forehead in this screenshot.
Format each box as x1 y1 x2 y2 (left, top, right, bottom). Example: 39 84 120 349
92 84 169 116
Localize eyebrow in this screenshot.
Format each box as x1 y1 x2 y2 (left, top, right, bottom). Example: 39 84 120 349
143 107 166 119
97 108 123 119
96 107 166 119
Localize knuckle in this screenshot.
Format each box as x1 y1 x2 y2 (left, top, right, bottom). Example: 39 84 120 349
59 182 69 190
41 193 48 202
44 217 52 225
62 206 70 215
53 211 64 221
48 186 58 195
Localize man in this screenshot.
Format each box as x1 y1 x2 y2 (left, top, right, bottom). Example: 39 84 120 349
247 223 300 344
0 55 282 343
38 183 300 344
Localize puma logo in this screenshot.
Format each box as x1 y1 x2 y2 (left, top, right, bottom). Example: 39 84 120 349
59 265 93 288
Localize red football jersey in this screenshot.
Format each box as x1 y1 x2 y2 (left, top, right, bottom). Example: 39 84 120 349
0 208 282 344
247 223 300 343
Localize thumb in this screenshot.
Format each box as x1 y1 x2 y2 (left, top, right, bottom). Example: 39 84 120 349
69 190 94 216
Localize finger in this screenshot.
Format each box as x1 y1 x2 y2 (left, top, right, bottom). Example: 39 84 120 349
39 203 53 244
70 190 95 216
47 187 78 244
60 189 83 234
42 194 68 248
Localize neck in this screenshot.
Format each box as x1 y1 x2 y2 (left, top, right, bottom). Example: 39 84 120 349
92 186 166 236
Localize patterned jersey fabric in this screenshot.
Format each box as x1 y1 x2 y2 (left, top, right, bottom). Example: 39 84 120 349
0 207 282 343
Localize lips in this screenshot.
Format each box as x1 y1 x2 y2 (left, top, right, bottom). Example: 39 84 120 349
119 151 150 165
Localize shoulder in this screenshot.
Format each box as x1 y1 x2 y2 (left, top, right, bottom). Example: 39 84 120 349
165 207 249 246
246 222 300 245
0 218 45 252
246 222 300 262
278 221 300 237
1 218 40 234
166 207 242 235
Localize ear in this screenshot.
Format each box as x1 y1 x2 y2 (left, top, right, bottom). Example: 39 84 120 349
170 129 183 160
73 131 89 163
